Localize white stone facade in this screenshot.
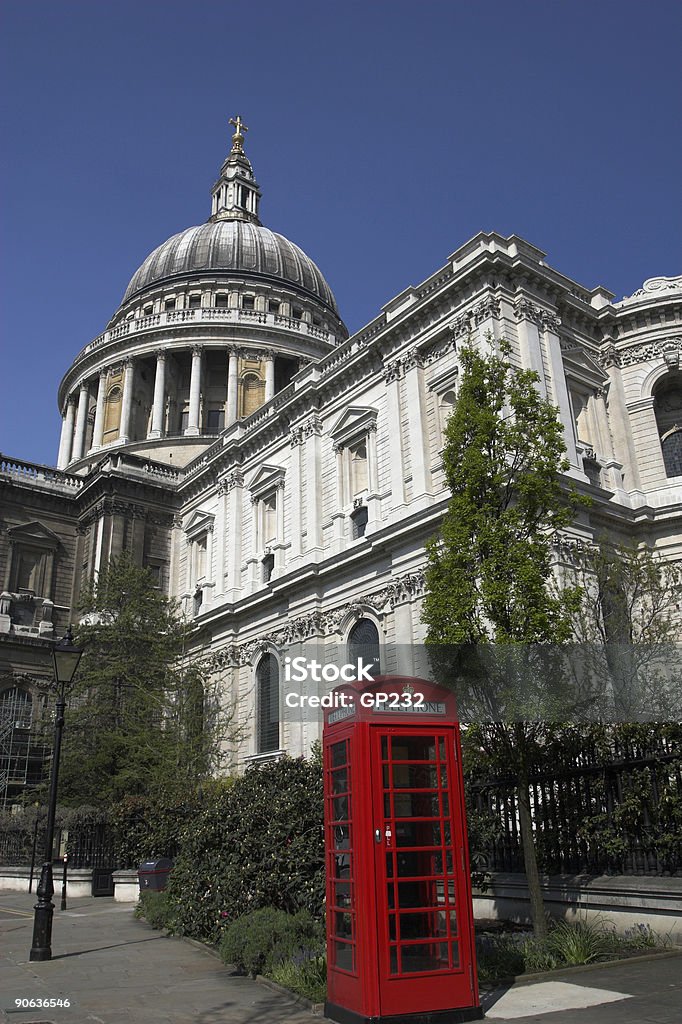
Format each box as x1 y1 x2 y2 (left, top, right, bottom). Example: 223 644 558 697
2 124 681 784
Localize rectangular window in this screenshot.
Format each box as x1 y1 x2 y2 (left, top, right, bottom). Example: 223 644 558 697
188 295 201 309
242 296 255 311
268 299 280 313
263 493 277 547
215 293 229 308
164 298 176 311
350 439 369 496
195 536 207 581
206 408 225 433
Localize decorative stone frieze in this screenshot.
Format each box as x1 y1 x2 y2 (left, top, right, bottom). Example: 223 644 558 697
225 569 428 662
617 336 682 367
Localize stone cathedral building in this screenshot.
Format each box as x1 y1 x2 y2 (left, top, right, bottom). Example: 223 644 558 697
1 119 681 805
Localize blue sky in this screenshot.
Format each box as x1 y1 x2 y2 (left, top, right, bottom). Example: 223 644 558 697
1 0 680 466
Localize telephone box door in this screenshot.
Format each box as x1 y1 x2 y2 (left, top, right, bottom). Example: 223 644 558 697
371 727 477 1016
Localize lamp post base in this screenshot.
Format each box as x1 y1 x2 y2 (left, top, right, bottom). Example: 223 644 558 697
29 862 55 961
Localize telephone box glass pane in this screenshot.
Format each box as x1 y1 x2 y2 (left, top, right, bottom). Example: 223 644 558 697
391 736 437 761
335 881 352 906
393 792 441 817
398 910 455 940
395 821 442 847
392 763 440 789
332 795 350 821
333 942 355 972
331 740 348 768
401 943 450 973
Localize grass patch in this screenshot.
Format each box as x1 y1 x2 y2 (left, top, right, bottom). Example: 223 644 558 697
269 955 327 1004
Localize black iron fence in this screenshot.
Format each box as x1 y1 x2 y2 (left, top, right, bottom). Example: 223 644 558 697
469 734 682 876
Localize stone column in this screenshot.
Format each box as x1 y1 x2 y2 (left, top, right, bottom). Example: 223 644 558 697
264 351 275 402
90 370 107 452
288 429 303 560
71 383 90 462
225 471 244 600
514 297 548 397
226 348 239 425
403 351 432 504
57 396 76 469
149 350 167 439
119 358 135 445
384 361 405 513
305 416 323 556
186 346 202 436
366 422 380 527
540 312 580 469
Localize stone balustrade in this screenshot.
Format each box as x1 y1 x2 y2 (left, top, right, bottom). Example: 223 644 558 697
74 307 337 366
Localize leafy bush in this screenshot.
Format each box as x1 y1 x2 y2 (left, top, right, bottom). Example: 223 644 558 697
136 891 176 931
219 907 324 977
270 955 327 1003
166 754 323 944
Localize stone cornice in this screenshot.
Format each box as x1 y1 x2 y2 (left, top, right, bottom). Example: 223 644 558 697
215 568 427 663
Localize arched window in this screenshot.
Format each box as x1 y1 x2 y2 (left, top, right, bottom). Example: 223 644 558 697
257 654 279 753
654 374 682 478
347 618 381 678
439 390 457 434
661 428 682 477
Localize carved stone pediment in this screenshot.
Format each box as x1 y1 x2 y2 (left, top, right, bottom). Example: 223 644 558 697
246 463 286 500
329 406 378 449
7 521 61 550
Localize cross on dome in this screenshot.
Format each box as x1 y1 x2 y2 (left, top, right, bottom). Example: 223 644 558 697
229 114 248 139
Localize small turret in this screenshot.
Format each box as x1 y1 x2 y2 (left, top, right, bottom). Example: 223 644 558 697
209 115 262 224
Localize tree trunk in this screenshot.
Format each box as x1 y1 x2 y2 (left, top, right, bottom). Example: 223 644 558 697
517 768 548 939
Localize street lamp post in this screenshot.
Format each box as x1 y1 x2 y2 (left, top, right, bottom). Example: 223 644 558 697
29 627 83 962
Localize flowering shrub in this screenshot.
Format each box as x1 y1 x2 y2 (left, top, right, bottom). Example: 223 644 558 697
164 753 324 944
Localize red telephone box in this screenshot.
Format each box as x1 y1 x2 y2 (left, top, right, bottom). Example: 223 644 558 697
323 676 482 1024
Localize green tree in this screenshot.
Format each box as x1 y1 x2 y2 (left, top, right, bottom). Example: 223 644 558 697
423 338 585 937
60 555 237 806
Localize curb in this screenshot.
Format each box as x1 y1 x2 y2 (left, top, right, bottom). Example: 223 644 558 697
255 974 325 1015
481 946 682 989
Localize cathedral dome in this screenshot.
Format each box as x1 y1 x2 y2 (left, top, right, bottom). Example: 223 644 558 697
122 220 340 315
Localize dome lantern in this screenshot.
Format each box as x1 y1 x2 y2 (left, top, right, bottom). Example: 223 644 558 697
209 115 262 225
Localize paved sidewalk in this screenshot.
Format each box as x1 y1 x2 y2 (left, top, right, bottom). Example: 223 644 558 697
2 893 681 1023
0 894 320 1024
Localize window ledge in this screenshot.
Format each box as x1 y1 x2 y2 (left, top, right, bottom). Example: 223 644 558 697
243 749 286 766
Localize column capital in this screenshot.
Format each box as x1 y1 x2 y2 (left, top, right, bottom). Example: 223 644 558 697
154 348 167 361
191 344 203 358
